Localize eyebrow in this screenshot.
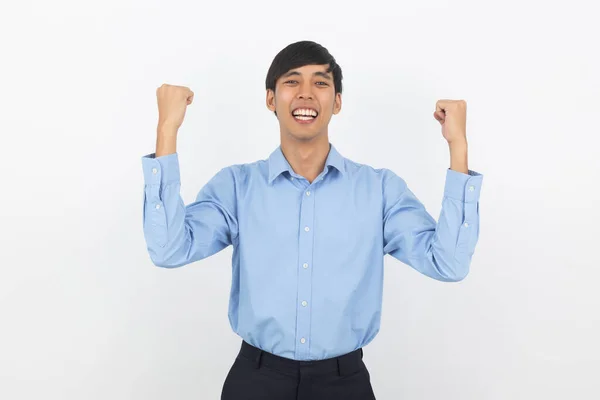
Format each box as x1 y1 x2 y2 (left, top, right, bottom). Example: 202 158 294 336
281 70 332 81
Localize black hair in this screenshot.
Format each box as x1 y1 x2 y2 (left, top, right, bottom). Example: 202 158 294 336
265 40 343 116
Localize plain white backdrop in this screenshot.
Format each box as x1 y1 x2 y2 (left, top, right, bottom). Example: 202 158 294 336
1 0 599 399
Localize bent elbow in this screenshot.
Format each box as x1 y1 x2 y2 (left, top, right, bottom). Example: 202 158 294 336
431 252 470 282
147 244 187 269
448 267 469 282
445 256 471 282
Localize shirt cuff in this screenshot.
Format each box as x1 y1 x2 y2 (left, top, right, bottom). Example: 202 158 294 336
443 168 483 202
141 152 181 186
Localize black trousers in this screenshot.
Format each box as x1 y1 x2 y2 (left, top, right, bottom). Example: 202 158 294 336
221 340 376 400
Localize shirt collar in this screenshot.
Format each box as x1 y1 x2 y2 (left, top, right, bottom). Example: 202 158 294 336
268 142 346 185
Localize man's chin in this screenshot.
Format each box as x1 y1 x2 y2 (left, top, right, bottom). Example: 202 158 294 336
288 130 322 142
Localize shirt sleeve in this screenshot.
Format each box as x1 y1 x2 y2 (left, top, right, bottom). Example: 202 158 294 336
382 168 483 282
141 152 239 268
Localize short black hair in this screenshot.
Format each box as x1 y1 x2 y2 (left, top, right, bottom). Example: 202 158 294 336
265 40 343 96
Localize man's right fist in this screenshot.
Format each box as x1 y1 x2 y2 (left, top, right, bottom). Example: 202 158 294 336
156 84 194 132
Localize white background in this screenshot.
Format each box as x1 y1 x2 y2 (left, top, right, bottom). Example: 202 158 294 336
1 0 599 399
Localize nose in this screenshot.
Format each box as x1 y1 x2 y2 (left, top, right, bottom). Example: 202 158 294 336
296 81 314 100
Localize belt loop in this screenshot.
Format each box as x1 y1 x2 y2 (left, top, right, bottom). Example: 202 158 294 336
337 356 353 376
254 349 263 369
337 352 360 377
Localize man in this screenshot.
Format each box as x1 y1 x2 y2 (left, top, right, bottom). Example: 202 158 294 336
141 40 483 399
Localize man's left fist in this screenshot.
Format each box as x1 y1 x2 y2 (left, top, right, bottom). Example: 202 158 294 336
434 99 467 145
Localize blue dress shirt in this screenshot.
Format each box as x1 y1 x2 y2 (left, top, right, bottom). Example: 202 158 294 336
141 143 483 361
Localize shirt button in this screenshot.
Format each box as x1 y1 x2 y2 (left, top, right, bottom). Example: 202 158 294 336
152 168 158 174
463 222 469 227
155 204 161 210
306 191 311 196
304 226 310 232
300 338 306 344
469 185 475 192
303 263 309 269
301 301 307 307
291 177 295 181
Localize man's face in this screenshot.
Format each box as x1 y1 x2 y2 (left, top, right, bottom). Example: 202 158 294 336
266 64 341 141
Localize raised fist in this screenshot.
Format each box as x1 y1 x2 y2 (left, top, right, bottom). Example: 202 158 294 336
156 84 194 131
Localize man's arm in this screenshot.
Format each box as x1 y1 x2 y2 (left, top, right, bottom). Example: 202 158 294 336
141 152 239 268
140 83 238 268
382 167 483 281
382 98 483 281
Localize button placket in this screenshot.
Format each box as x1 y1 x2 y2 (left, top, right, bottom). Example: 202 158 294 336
296 185 315 358
456 177 480 258
463 179 477 227
147 160 167 248
150 161 162 203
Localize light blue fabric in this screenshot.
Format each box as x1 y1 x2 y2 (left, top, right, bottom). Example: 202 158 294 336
141 143 483 360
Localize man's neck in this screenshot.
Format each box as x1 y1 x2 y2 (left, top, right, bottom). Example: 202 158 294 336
280 134 331 184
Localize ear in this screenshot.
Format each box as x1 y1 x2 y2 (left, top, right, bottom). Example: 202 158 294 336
266 89 276 112
332 92 342 115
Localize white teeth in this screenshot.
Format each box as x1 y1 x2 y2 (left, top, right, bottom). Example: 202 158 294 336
293 108 317 117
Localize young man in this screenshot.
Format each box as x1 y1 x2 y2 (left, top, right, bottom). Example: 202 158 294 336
141 40 483 400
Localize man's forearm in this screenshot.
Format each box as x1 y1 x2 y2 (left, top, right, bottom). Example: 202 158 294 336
155 125 178 157
449 140 468 174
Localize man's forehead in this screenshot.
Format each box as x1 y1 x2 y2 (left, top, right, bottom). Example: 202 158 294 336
280 65 332 79
286 64 330 74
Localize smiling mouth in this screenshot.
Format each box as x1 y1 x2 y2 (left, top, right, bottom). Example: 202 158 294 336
292 109 319 121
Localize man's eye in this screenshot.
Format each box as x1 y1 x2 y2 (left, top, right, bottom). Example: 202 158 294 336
284 80 328 86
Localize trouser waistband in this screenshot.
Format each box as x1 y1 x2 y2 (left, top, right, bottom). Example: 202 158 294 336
237 340 364 377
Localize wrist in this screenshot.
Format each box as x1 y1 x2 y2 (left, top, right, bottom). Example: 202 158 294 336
448 140 468 174
448 139 468 150
157 121 179 136
155 131 177 157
